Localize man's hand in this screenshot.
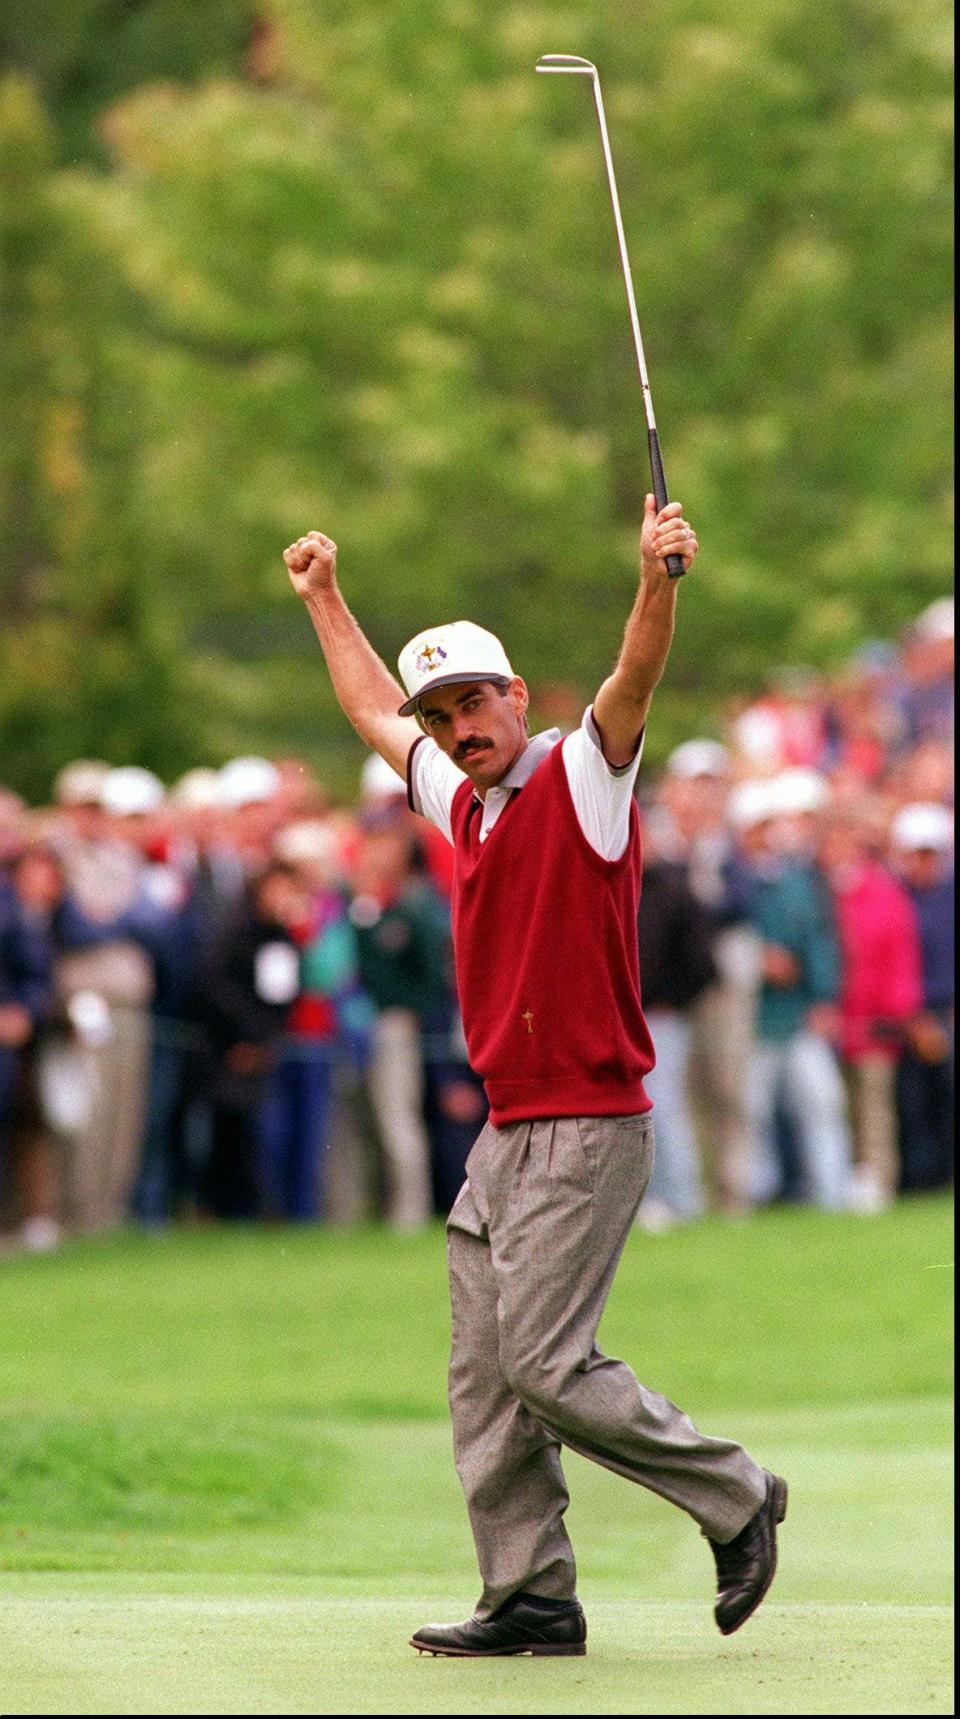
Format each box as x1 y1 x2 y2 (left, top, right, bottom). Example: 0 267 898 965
225 1042 272 1077
641 496 699 580
284 532 338 602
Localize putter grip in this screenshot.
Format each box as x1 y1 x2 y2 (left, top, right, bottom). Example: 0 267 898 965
647 427 686 578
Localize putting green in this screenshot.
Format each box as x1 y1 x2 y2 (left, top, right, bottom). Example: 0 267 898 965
0 1584 951 1715
0 1200 952 1712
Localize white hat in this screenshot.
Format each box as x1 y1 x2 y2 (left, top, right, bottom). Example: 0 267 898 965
218 756 281 808
771 768 831 816
912 597 954 643
170 767 222 810
397 621 513 718
890 802 953 852
666 739 731 779
100 766 165 816
273 818 339 875
728 780 778 831
53 760 112 807
360 752 406 800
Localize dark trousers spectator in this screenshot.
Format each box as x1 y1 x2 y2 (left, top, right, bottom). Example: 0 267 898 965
201 1098 261 1220
897 1017 954 1192
0 1046 18 1201
131 1026 191 1225
257 1037 333 1221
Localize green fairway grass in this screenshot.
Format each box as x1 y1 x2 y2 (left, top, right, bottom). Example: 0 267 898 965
0 1196 953 1714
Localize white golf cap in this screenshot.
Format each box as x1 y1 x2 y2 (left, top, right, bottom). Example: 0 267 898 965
771 768 831 816
912 597 954 642
728 779 778 831
100 766 165 816
218 756 281 808
170 767 222 810
360 752 406 800
666 739 731 779
273 818 339 874
397 621 514 718
53 760 112 807
890 802 953 852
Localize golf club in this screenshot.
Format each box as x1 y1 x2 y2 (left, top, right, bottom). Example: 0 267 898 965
536 53 686 577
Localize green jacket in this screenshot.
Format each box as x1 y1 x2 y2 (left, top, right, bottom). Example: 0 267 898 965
749 860 840 1042
353 881 451 1027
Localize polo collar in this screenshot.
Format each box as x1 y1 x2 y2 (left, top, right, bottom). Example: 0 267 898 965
472 729 563 800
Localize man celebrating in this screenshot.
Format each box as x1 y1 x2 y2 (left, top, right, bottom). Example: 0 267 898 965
284 499 786 1657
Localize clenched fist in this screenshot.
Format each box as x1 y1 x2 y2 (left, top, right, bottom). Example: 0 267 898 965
284 531 338 600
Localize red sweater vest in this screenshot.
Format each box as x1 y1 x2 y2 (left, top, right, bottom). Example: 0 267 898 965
450 738 654 1126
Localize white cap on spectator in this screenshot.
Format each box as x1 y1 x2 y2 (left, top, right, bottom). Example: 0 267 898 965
666 739 731 779
890 802 954 852
100 766 165 816
218 756 281 808
53 760 112 807
912 597 954 642
728 779 778 830
360 752 406 800
273 818 339 875
771 768 831 816
170 767 222 810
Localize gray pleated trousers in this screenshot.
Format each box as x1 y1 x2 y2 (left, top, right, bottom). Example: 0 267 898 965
446 1113 767 1617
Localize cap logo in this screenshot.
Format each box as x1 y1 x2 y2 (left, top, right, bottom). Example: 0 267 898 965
415 642 447 675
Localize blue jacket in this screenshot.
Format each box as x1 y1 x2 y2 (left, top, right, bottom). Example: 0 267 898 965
0 879 52 1022
907 877 955 1009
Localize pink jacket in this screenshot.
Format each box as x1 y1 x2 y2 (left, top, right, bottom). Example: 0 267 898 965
832 861 923 1061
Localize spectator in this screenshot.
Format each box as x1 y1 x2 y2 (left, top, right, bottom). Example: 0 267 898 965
350 816 451 1230
0 864 52 1223
658 741 760 1214
729 666 827 772
819 804 924 1212
197 861 308 1220
636 826 718 1229
894 599 954 750
48 767 160 1233
216 756 285 883
889 804 954 1194
733 781 852 1211
5 844 70 1249
262 820 372 1222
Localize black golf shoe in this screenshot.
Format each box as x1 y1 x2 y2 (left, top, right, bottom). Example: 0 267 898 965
710 1470 788 1636
410 1591 586 1657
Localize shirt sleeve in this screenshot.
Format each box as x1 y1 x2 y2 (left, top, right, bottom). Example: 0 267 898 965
561 707 645 862
407 735 467 846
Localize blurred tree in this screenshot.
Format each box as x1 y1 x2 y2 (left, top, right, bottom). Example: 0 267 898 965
0 0 952 794
0 0 253 163
0 73 207 796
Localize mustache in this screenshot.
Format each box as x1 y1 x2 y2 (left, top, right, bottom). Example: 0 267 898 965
454 739 494 764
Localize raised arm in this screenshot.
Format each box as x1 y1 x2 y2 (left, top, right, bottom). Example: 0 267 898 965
592 496 699 766
284 531 420 778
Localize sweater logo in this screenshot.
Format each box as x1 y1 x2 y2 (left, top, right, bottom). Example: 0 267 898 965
415 642 447 675
522 1008 535 1034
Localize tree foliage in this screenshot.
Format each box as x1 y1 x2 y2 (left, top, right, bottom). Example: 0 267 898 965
0 0 952 797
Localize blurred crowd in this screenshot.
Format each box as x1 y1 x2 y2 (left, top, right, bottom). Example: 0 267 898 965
0 597 953 1252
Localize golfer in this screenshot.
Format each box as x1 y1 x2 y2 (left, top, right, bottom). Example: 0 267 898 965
284 501 786 1657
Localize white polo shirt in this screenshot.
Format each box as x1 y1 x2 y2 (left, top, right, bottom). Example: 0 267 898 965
408 706 644 862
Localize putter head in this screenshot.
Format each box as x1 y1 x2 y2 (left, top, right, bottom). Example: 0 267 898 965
535 53 598 78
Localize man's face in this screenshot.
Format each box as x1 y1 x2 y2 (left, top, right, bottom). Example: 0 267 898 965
418 678 529 793
899 847 943 890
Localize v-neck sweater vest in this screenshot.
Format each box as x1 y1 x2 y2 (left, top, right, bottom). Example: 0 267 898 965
450 738 654 1125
